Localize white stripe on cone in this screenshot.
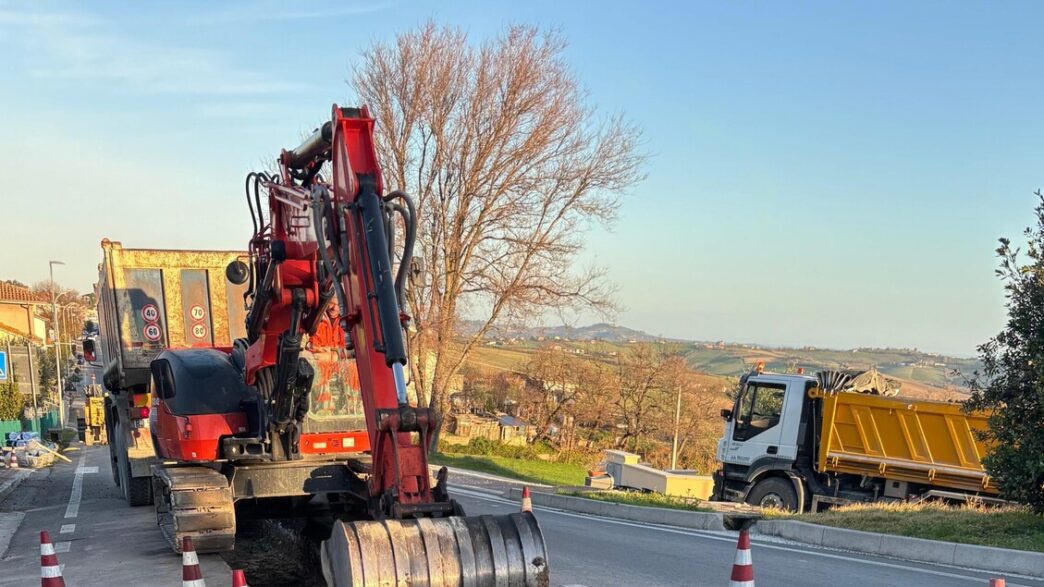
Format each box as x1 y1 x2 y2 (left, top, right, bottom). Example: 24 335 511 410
41 543 55 556
183 550 199 566
734 548 751 566
41 566 62 578
183 580 206 587
730 582 754 587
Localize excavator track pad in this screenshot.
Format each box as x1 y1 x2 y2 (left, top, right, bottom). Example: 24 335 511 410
322 513 549 587
153 465 236 553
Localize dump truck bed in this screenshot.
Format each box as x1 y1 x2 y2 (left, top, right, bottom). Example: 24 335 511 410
96 240 248 389
817 390 997 495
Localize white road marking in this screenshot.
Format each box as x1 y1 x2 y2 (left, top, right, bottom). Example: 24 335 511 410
76 466 98 474
64 453 87 519
451 488 1041 587
54 541 71 553
59 524 75 534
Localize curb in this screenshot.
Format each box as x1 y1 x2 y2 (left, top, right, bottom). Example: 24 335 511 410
505 487 726 531
755 519 1044 578
0 469 32 504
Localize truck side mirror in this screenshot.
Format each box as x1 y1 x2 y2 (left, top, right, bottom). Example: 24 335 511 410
226 260 250 285
720 408 733 421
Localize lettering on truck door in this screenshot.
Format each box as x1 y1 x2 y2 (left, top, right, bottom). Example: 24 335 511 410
727 380 787 464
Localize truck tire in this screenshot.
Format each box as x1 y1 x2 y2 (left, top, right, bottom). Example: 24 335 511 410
746 477 798 511
116 427 153 506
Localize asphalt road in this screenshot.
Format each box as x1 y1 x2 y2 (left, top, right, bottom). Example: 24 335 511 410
2 449 1041 586
445 468 1044 587
0 445 230 587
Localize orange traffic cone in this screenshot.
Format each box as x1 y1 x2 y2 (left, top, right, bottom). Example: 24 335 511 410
10 451 20 469
231 569 248 587
40 531 66 587
990 580 1005 587
729 528 754 587
182 536 206 587
521 486 532 513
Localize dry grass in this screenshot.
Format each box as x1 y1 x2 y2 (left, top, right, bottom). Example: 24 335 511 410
767 501 1044 553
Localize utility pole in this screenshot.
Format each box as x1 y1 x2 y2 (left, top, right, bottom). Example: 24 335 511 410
670 384 683 471
50 260 65 428
26 339 39 434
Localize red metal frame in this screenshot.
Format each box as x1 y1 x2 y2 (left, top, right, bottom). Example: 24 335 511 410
241 105 434 509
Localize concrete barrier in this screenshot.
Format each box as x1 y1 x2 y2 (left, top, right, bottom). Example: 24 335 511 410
504 487 726 531
754 519 1044 578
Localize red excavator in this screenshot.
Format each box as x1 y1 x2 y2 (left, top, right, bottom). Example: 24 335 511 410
148 105 548 585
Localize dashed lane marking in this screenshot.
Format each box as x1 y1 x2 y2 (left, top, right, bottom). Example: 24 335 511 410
76 466 98 474
450 488 1041 587
55 541 70 553
59 524 75 534
64 452 87 519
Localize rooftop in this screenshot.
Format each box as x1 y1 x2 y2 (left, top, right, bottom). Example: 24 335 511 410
0 282 46 304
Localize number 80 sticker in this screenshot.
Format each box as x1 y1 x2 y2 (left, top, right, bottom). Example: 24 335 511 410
191 323 209 339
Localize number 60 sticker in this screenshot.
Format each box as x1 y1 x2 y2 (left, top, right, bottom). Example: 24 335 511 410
143 323 162 342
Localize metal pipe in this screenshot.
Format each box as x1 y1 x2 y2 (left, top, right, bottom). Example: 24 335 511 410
392 363 408 406
49 260 65 428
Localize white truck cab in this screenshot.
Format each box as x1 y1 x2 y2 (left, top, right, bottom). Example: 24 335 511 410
714 370 818 510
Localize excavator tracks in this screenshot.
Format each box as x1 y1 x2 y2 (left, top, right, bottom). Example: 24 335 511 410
152 465 237 553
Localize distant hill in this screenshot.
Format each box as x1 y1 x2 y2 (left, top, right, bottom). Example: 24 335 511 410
457 321 979 399
458 321 665 342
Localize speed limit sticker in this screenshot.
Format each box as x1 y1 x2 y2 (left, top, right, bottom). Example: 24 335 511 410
141 304 159 323
191 323 209 339
143 323 162 342
189 304 207 321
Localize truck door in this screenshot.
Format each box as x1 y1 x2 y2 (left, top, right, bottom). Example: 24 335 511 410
722 379 788 466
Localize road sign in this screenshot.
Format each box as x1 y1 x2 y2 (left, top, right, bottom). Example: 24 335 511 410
191 323 209 340
141 304 160 323
189 304 207 321
143 323 162 342
0 350 7 381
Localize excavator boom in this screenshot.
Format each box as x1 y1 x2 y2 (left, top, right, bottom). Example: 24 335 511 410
245 105 548 585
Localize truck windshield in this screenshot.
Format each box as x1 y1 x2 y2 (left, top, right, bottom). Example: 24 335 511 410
733 382 786 441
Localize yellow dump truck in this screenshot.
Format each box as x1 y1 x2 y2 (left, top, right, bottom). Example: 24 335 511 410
713 370 995 511
84 240 247 505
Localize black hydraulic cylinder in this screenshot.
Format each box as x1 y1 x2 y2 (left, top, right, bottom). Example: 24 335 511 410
356 174 407 367
284 121 333 169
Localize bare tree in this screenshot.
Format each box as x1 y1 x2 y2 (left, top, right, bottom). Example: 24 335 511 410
352 23 645 430
612 346 671 452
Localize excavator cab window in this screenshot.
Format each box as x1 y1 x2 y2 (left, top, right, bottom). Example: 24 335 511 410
733 382 786 441
151 359 176 400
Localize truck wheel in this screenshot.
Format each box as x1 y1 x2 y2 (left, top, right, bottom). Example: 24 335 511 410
746 477 798 511
125 474 153 506
109 442 120 487
116 429 153 506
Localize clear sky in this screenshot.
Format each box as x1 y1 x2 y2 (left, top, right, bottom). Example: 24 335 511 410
1 1 1041 356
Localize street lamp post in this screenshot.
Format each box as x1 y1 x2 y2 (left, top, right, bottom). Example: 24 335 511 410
670 385 683 470
50 260 66 428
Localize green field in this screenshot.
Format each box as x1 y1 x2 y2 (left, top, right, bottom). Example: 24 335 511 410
430 453 587 487
769 502 1044 553
463 340 977 398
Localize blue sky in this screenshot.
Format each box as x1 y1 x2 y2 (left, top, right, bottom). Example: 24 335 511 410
1 1 1041 356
